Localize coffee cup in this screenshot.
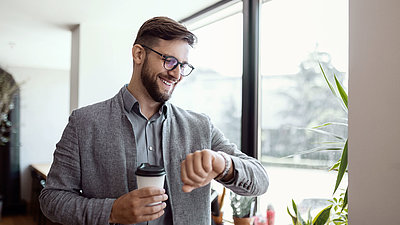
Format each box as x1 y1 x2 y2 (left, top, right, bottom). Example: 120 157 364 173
135 163 166 205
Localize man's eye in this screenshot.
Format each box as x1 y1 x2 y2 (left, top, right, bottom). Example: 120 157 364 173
165 58 177 65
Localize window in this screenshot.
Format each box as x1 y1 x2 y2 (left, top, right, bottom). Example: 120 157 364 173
173 2 243 148
177 0 348 223
173 2 243 222
259 0 348 223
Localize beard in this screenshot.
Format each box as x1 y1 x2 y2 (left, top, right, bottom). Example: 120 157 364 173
141 58 174 103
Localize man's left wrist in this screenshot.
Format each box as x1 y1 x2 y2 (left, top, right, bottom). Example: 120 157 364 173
215 151 232 181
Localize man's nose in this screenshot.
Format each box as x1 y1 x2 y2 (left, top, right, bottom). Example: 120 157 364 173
167 65 182 81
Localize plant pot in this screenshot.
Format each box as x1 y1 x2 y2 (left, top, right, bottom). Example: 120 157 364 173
233 216 254 225
212 211 223 225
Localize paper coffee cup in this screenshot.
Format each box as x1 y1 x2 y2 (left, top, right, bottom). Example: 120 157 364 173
135 163 166 205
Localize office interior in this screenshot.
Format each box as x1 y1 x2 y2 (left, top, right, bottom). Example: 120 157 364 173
0 0 399 224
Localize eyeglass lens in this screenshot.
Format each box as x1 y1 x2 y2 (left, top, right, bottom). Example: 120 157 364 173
164 57 177 70
164 56 192 76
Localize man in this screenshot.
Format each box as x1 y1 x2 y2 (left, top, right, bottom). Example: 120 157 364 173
39 16 269 225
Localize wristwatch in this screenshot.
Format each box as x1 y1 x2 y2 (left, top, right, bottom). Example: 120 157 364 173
215 151 232 181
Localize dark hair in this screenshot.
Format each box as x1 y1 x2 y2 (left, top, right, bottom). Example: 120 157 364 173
134 16 197 47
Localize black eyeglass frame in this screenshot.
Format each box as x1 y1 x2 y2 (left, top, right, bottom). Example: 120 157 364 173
141 45 195 77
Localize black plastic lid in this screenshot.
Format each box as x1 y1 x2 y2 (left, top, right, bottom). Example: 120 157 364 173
135 163 166 177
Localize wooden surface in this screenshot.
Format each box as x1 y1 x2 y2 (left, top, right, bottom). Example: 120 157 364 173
28 163 62 225
30 163 51 179
0 214 35 225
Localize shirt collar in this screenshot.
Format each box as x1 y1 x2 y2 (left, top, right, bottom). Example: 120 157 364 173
122 85 137 113
122 85 168 117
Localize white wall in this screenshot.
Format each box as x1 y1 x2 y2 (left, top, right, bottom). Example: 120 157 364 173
6 24 137 201
7 67 69 201
77 23 134 108
349 0 400 224
2 23 136 202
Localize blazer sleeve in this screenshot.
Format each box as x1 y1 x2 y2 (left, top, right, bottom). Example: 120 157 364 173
39 111 115 225
210 123 269 196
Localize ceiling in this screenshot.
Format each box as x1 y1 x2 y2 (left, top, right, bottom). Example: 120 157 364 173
0 0 219 70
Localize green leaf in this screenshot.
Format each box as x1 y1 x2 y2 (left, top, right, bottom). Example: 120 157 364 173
319 141 346 145
312 122 348 129
297 210 306 225
334 140 348 194
289 200 307 225
329 161 340 171
287 206 298 225
319 63 338 97
292 199 298 215
334 75 348 109
312 205 332 225
312 122 333 129
342 188 348 211
301 127 345 140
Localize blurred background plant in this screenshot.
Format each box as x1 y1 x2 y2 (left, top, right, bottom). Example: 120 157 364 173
328 191 348 225
0 69 20 145
319 63 348 212
230 192 256 218
287 199 332 225
286 64 348 224
230 192 256 225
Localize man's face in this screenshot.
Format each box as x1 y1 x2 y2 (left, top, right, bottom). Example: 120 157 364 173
140 39 191 103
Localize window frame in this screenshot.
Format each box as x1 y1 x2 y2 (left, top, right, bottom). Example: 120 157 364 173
180 0 261 158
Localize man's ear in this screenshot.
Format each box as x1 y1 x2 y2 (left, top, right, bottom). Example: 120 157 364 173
132 44 146 65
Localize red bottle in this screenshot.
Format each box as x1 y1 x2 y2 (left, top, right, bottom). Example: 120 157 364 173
266 204 275 225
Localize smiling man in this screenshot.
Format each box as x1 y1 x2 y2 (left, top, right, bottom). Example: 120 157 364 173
39 17 269 225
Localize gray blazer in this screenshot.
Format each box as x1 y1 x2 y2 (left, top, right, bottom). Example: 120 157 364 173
39 87 269 225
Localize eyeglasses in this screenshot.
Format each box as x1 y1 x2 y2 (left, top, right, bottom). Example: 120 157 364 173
142 45 195 77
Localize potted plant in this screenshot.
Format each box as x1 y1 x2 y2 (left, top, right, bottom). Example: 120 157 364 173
0 69 19 145
287 199 332 225
211 187 226 225
286 64 348 224
0 69 25 215
230 192 255 225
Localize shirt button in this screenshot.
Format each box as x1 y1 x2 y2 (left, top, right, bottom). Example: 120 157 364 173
149 146 154 151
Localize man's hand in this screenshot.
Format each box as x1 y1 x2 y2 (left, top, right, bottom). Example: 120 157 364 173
109 187 168 224
181 149 226 193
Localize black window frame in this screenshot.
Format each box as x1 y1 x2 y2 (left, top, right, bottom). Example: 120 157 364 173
180 0 261 158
